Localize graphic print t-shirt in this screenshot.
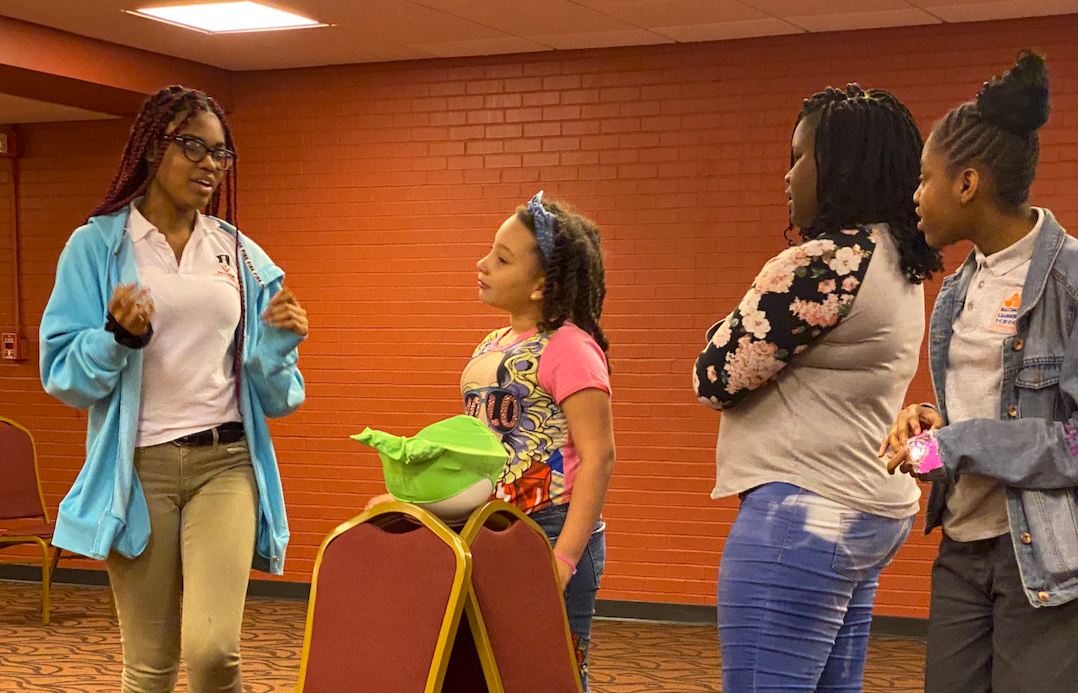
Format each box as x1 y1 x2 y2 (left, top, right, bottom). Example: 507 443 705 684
461 323 610 515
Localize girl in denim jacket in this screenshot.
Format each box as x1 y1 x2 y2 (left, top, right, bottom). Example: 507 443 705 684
883 52 1077 692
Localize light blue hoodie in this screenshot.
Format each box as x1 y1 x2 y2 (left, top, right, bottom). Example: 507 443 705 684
39 206 304 574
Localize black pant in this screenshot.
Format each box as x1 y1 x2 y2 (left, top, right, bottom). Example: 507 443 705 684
925 534 1078 693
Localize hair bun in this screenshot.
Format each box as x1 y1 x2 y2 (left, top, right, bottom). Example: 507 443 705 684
845 83 865 98
976 50 1050 135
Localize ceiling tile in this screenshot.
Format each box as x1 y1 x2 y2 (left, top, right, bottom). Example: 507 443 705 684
911 0 1078 22
314 0 508 44
237 26 435 66
529 28 674 49
594 0 770 29
0 0 301 70
414 0 641 34
654 17 803 42
410 36 552 58
739 0 914 17
788 8 941 32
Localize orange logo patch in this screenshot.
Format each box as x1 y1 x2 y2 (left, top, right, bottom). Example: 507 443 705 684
989 291 1021 334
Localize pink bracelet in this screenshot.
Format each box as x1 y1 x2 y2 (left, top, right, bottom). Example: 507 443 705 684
554 552 577 575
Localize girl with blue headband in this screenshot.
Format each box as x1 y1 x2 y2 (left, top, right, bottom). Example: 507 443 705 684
368 192 615 688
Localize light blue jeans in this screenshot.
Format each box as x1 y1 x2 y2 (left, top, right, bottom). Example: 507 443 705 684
717 483 914 692
531 503 606 693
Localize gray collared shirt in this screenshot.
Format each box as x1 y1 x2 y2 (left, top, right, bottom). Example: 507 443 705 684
943 210 1044 541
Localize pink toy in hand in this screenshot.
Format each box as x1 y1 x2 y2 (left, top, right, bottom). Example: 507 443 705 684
907 431 943 475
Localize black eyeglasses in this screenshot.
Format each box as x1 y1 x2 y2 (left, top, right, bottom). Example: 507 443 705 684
167 135 236 171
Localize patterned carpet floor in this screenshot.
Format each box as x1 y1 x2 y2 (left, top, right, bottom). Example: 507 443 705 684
0 581 925 692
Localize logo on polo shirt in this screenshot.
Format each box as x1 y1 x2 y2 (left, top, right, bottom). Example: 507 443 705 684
214 254 238 285
989 291 1021 334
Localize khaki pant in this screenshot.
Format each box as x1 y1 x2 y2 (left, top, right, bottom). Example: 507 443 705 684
106 438 258 693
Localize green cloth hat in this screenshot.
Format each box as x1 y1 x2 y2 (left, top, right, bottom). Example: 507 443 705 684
351 415 508 504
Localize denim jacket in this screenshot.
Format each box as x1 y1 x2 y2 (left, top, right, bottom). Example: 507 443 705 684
926 208 1078 608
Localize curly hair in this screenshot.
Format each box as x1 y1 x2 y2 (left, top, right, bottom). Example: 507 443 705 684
930 50 1050 212
515 199 609 363
89 85 237 224
795 84 942 283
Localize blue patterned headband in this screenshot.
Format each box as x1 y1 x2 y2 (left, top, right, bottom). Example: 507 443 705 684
527 191 555 259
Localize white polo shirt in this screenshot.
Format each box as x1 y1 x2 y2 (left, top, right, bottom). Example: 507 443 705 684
942 209 1044 541
128 204 243 447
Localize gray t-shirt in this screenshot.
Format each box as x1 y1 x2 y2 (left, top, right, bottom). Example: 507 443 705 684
710 226 923 519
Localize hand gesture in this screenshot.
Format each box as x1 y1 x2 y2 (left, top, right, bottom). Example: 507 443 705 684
108 283 155 336
263 287 308 337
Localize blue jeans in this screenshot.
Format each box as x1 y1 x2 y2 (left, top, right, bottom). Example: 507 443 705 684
717 483 913 692
531 503 606 692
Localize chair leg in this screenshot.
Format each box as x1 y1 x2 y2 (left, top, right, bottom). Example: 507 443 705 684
38 540 51 626
45 545 63 625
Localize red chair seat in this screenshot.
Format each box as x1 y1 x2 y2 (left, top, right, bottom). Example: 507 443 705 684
0 521 55 539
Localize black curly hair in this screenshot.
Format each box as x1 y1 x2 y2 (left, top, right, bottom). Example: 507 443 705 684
794 84 942 283
929 50 1050 212
515 199 609 363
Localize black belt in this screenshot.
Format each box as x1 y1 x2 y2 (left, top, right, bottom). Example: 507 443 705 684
170 422 245 447
738 485 762 501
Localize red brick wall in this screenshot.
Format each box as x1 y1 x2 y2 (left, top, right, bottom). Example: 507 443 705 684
2 16 1075 618
0 120 129 513
0 157 13 331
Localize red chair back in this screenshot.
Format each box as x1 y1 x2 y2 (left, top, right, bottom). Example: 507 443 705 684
0 418 46 521
468 513 582 693
298 508 470 693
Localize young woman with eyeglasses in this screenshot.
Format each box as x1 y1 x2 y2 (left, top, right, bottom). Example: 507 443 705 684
366 192 615 690
40 85 308 692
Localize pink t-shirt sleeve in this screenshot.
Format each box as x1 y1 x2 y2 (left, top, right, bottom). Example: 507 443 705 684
538 325 611 403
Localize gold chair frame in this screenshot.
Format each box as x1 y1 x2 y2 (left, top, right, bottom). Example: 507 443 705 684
0 415 65 625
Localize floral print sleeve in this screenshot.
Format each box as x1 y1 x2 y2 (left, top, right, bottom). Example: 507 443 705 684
693 227 879 410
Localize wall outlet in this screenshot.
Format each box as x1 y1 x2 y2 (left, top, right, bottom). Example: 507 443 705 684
1 332 25 360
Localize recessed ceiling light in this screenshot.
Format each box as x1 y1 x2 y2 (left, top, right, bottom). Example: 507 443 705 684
130 2 325 33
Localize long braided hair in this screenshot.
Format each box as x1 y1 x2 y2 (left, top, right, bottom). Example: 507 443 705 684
89 85 238 224
930 50 1050 212
515 199 610 365
794 84 942 282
